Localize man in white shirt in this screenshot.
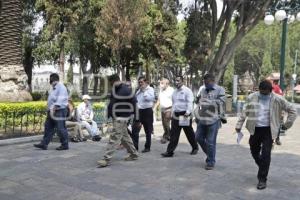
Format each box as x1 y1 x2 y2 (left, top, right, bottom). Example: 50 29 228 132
161 75 198 157
131 76 155 153
155 78 174 144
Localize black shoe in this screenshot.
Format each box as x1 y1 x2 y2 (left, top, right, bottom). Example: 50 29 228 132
161 152 173 157
34 143 47 150
71 138 79 143
56 146 69 151
160 138 167 144
92 135 101 142
205 164 214 170
257 180 267 190
190 148 198 155
141 148 150 153
275 138 282 145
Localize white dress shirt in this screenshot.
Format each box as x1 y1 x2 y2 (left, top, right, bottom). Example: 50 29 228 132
47 82 68 110
159 86 174 109
256 97 271 127
172 85 194 115
136 85 155 109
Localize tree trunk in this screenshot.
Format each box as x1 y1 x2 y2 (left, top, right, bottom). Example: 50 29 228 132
93 76 99 95
0 0 32 102
145 60 150 82
209 31 245 83
67 53 74 84
59 46 65 82
125 59 130 81
23 46 34 92
92 60 99 96
204 0 272 84
80 53 89 95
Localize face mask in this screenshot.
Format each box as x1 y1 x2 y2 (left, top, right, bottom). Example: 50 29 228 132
259 93 270 100
205 83 214 90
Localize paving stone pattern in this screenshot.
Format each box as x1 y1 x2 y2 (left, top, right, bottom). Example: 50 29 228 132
0 117 300 200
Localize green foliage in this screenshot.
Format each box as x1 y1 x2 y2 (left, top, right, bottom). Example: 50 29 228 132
22 0 38 71
34 0 84 64
70 91 81 102
234 21 300 88
0 101 105 113
96 0 149 56
184 5 211 73
223 59 234 93
0 102 47 113
30 92 43 101
92 102 106 109
137 1 186 80
285 95 300 103
33 28 61 64
0 101 105 135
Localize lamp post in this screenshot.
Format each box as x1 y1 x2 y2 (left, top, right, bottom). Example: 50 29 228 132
292 49 298 102
264 0 300 90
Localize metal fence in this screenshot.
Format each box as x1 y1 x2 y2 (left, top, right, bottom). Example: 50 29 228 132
0 108 108 140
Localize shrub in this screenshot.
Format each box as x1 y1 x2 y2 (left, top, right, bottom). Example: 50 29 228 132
285 96 292 102
70 92 81 102
0 101 106 137
294 95 300 103
0 101 105 113
30 92 43 101
0 102 47 132
0 102 47 113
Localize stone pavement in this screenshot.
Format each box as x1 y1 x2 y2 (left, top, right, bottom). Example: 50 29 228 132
0 117 300 200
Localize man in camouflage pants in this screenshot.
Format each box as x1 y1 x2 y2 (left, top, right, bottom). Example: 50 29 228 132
97 75 138 168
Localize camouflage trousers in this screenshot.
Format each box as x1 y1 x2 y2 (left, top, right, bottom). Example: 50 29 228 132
104 119 138 160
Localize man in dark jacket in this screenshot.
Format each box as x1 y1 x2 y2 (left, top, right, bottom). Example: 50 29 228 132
97 75 138 168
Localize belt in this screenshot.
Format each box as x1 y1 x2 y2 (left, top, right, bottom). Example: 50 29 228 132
162 106 172 110
114 117 129 122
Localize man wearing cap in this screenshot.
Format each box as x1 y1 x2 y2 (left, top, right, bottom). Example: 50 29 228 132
34 73 69 150
77 95 101 141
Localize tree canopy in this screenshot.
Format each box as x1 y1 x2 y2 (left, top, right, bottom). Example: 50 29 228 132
16 0 300 94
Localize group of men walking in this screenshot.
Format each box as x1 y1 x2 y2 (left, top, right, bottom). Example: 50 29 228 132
33 72 297 190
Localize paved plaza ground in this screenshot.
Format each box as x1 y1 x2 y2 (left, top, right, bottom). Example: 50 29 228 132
0 117 300 200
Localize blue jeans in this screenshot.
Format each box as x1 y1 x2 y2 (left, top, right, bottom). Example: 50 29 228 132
42 109 69 148
196 120 220 166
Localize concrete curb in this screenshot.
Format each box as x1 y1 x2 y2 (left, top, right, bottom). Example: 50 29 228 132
0 135 43 146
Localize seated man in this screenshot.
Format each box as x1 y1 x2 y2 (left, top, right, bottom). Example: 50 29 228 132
66 99 87 142
77 95 101 141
